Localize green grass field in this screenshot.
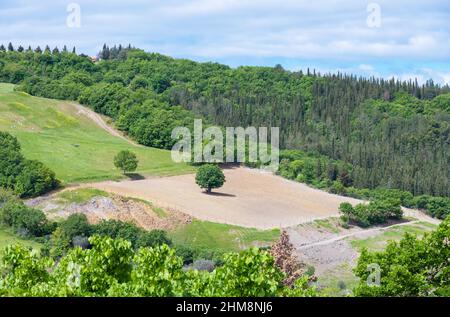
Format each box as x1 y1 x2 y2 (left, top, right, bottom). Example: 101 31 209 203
169 219 280 252
0 83 194 184
0 227 42 256
349 222 438 252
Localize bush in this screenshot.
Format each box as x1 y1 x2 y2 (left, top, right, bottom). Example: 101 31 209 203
136 229 172 248
353 216 450 296
339 199 403 228
0 199 54 237
59 213 92 241
92 219 172 249
191 259 216 272
14 160 59 198
0 132 59 198
413 196 450 219
92 220 141 247
330 181 346 195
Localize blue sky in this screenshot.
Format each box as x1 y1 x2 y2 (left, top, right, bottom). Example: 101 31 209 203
1 0 450 84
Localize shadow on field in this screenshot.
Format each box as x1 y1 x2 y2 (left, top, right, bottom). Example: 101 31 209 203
205 192 236 198
125 173 145 181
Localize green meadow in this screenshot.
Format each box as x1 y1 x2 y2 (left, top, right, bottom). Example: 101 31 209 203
0 227 42 256
0 83 194 184
169 219 280 252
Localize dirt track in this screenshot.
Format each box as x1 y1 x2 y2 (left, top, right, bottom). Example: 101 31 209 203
84 167 363 229
72 103 139 146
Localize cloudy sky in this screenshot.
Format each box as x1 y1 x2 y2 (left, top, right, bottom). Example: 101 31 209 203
1 0 450 84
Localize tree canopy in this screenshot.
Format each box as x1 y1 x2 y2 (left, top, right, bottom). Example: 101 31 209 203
195 164 226 193
114 150 139 174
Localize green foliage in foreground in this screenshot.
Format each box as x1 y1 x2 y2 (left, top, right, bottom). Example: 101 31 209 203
339 199 403 228
353 216 450 297
0 235 316 297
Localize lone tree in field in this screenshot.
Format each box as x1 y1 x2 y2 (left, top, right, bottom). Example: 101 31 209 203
195 164 225 194
114 150 138 174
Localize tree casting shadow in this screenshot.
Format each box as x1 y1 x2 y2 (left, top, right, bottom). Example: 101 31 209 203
125 173 145 181
204 192 236 198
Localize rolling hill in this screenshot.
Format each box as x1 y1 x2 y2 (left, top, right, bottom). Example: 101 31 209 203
0 83 194 184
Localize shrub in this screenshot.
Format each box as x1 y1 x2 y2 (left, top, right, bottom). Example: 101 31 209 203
59 213 92 241
14 160 59 198
339 199 403 228
92 220 141 247
353 216 450 296
0 132 59 198
92 219 172 249
0 199 53 237
191 259 216 272
330 181 346 195
136 229 172 248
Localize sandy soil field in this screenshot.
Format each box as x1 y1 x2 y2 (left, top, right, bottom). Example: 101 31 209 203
85 167 362 229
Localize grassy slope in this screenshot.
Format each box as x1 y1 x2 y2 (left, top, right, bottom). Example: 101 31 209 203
349 221 437 252
0 83 194 184
169 219 280 252
0 227 42 255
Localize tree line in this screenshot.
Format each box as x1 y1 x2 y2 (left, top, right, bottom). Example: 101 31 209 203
0 45 448 197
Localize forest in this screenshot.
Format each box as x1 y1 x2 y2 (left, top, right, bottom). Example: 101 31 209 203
0 43 449 199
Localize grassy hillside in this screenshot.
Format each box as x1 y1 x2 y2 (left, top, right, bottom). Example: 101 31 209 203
0 83 194 184
0 227 42 255
170 220 280 252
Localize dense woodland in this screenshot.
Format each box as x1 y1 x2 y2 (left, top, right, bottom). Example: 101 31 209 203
0 43 449 198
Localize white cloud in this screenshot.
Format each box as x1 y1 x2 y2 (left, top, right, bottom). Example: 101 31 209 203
0 0 449 83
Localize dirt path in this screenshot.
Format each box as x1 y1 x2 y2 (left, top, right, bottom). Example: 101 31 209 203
71 103 139 146
288 215 440 275
295 220 421 250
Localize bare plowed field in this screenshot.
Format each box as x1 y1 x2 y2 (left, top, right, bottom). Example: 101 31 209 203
86 167 362 229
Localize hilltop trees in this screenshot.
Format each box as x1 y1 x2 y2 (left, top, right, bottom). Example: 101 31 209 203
114 150 138 174
0 45 449 197
195 165 225 194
